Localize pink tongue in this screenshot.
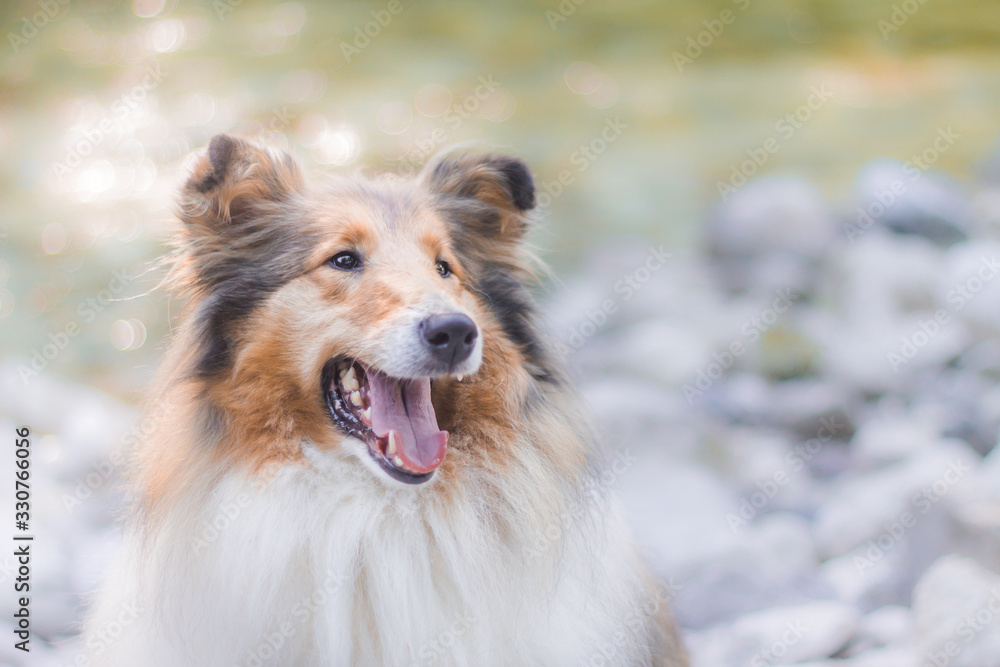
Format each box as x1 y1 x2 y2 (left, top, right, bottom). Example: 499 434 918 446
366 369 448 474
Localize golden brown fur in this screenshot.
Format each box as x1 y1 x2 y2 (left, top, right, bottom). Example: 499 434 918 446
147 137 557 499
96 134 687 666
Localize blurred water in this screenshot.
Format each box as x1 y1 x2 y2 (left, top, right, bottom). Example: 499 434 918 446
2 0 1000 396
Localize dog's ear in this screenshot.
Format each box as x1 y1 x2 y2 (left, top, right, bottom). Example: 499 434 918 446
424 152 555 380
423 152 535 247
174 135 314 377
179 134 304 234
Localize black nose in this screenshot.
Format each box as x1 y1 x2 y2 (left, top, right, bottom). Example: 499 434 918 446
420 313 478 368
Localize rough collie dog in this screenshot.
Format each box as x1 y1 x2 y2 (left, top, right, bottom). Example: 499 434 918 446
84 134 687 666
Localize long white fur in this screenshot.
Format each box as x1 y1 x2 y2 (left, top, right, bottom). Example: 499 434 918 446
84 431 667 666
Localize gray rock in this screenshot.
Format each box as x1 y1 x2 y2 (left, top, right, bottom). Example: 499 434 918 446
815 231 967 391
671 514 831 630
604 318 711 387
943 240 1000 336
617 456 738 575
820 540 917 611
688 601 859 665
580 375 695 459
951 444 1000 567
795 646 918 666
913 364 1000 456
852 159 970 246
850 414 942 467
706 175 835 295
913 555 1000 667
847 605 914 654
813 440 980 559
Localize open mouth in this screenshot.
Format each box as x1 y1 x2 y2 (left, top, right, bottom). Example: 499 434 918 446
322 357 448 485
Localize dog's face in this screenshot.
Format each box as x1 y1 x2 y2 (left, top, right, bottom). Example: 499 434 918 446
176 135 539 486
269 187 489 485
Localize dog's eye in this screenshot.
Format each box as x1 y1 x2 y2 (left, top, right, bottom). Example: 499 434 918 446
435 260 452 278
329 251 362 271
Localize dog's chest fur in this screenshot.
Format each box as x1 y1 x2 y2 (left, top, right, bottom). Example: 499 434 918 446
88 442 659 667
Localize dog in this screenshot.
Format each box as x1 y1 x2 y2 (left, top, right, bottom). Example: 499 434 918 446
83 134 688 666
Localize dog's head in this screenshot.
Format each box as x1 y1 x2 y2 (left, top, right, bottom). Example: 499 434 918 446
174 134 542 485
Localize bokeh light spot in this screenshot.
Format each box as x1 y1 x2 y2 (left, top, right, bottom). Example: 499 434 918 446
565 62 603 96
111 319 147 351
313 127 362 166
42 223 68 255
415 84 452 117
278 69 326 103
175 93 216 127
273 3 307 36
75 161 116 202
111 320 134 350
133 0 166 18
585 80 619 109
479 90 516 122
376 102 413 135
146 19 186 53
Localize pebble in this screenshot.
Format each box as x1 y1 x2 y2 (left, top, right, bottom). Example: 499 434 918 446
688 601 859 665
912 555 1000 667
847 605 914 654
706 175 835 296
812 440 980 559
853 159 970 246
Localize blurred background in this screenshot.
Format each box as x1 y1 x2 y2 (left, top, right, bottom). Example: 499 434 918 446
3 0 1000 665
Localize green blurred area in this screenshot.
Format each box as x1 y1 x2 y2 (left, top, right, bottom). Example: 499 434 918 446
1 0 999 397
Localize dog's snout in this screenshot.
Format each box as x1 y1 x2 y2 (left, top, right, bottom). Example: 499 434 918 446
420 313 478 368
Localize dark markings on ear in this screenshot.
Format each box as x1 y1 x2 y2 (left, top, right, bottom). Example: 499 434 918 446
436 199 503 261
476 265 557 384
494 157 535 211
178 134 313 378
191 227 315 378
181 133 304 234
195 134 237 193
426 153 553 384
427 153 536 226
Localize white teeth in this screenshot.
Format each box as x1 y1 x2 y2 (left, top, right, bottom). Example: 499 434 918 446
362 407 372 423
387 431 397 455
350 391 362 407
341 366 359 392
456 374 464 382
393 456 404 467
